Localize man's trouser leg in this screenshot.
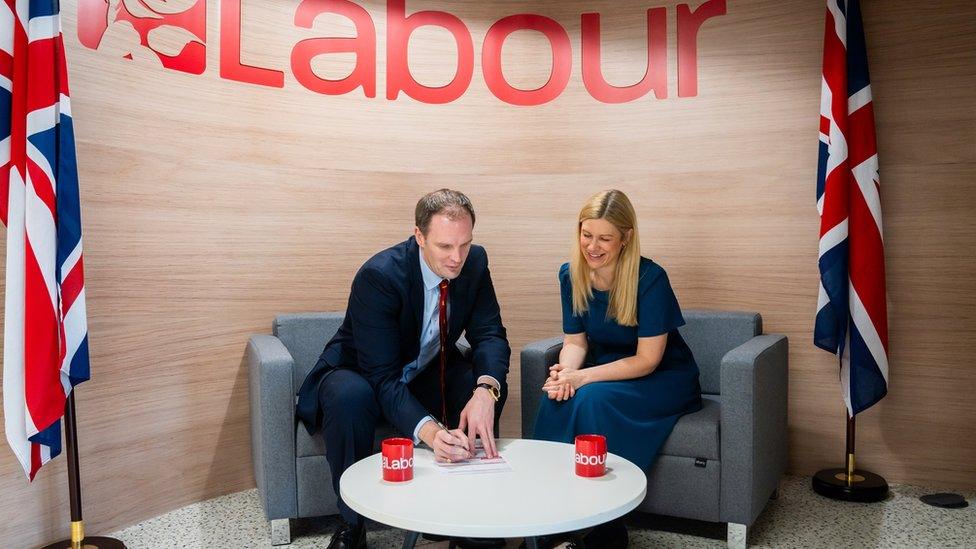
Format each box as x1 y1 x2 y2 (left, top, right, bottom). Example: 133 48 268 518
319 369 380 524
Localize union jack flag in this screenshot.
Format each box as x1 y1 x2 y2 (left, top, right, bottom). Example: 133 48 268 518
1 0 90 480
815 0 888 417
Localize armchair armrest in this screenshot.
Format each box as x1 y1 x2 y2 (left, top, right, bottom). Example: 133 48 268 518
519 337 564 438
719 334 789 526
248 335 298 520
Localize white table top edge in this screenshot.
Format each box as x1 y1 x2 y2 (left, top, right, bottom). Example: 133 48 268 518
339 438 648 538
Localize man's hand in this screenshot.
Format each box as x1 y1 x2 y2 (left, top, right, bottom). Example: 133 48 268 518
419 420 472 463
458 388 498 458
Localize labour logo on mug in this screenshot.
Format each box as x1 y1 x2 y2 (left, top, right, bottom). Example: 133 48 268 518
575 453 607 466
574 434 607 477
382 456 415 470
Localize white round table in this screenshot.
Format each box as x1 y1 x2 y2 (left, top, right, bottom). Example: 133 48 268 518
339 438 647 548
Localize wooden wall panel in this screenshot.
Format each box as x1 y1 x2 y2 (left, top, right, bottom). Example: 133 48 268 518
1 0 974 545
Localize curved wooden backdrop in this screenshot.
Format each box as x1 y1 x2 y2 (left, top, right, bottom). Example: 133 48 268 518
2 0 974 545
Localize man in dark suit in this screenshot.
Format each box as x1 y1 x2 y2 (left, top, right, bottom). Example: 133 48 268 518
296 189 510 549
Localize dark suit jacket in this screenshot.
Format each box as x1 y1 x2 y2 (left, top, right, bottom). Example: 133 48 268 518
296 236 510 437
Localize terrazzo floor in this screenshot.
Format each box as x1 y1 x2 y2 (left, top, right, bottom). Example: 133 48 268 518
111 475 975 548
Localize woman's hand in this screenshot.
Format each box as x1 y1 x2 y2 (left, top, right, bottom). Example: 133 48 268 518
544 381 574 401
547 362 579 380
543 363 573 400
542 367 586 401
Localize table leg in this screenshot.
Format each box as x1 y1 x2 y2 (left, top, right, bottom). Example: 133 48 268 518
401 531 421 549
524 537 540 549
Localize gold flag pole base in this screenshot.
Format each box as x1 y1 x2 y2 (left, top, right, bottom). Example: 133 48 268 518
812 467 889 502
40 395 127 549
41 536 126 549
811 413 889 503
41 521 124 549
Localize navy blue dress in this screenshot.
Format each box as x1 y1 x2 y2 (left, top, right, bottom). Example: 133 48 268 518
532 258 702 470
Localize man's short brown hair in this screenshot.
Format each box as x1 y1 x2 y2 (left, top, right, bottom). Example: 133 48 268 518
415 189 476 235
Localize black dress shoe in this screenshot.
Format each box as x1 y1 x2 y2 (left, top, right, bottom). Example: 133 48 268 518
521 531 588 549
518 535 545 549
421 534 504 548
582 519 628 549
326 520 366 549
519 534 561 549
453 537 506 548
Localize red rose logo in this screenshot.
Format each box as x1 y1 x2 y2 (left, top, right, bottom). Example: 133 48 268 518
78 0 206 74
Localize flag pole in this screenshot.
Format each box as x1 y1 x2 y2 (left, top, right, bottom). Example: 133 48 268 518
811 412 889 502
41 393 125 549
845 413 856 485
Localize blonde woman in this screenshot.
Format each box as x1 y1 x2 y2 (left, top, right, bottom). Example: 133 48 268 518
533 190 702 549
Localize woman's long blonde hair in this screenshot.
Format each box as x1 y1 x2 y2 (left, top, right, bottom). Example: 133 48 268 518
570 189 641 326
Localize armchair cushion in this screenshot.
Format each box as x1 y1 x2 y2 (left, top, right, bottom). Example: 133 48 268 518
659 396 721 460
297 420 399 458
296 422 325 458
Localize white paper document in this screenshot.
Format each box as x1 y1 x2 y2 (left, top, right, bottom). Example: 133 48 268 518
433 443 513 475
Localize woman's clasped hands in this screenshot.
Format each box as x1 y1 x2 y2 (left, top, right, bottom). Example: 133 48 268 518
542 363 585 401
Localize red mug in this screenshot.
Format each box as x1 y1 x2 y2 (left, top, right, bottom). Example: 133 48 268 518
575 434 607 477
381 438 414 482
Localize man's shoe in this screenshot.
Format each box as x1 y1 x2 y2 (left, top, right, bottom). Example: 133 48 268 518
454 537 506 548
582 519 628 549
519 533 570 549
421 534 503 548
524 532 589 549
326 520 366 549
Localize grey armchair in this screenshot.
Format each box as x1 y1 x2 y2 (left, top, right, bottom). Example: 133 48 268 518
520 309 788 549
247 312 398 545
248 312 477 545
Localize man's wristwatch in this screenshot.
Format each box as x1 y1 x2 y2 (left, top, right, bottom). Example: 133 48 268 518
474 383 501 402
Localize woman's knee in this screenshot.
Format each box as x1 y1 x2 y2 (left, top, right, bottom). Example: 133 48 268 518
573 385 599 407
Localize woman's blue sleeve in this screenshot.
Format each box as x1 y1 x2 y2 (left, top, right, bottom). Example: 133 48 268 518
637 268 685 337
560 265 585 334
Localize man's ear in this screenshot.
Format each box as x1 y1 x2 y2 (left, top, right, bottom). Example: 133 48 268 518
414 226 425 247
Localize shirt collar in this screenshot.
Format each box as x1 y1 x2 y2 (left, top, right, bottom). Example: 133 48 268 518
418 248 443 291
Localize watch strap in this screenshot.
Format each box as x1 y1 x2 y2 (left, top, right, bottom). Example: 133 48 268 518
475 382 500 401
